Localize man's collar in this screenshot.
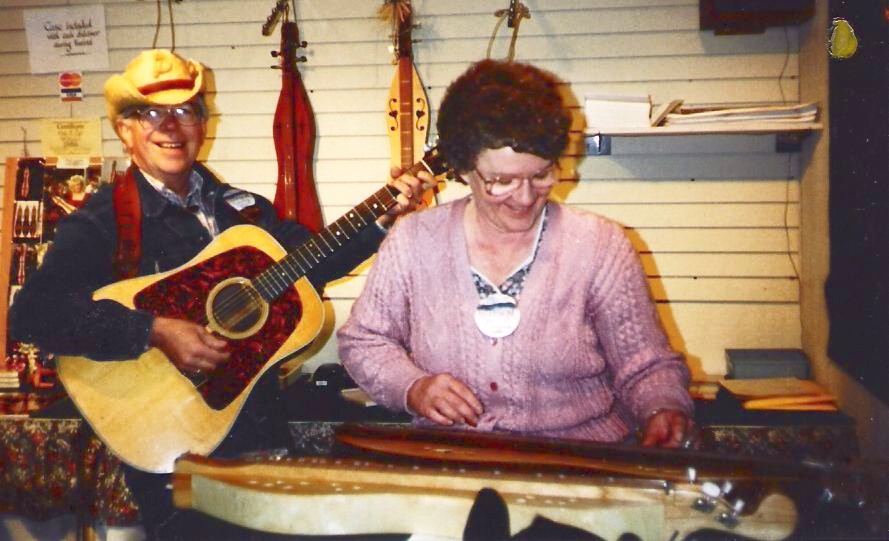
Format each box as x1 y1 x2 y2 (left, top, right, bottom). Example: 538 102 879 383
132 167 198 218
140 169 202 202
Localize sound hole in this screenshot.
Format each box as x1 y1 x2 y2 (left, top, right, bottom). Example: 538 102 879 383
210 280 265 336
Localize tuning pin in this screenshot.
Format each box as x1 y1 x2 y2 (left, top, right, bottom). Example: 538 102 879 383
299 40 308 47
271 50 280 58
297 55 307 63
716 499 745 529
693 496 716 514
692 480 721 514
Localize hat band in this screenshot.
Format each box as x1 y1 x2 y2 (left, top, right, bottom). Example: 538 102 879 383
137 78 196 96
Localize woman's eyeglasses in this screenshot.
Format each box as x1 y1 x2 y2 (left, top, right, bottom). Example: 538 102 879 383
126 104 202 129
474 164 558 197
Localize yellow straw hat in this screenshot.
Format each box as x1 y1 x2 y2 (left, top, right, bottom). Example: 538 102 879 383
104 49 205 124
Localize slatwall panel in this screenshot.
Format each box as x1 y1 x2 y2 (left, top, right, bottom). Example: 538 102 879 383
0 0 803 376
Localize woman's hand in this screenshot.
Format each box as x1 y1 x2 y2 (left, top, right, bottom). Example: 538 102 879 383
149 316 229 374
407 373 484 427
641 409 697 449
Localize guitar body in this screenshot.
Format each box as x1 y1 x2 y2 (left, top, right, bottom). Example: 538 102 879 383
57 224 324 473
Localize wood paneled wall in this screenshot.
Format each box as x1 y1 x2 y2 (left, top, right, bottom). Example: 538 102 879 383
0 0 807 376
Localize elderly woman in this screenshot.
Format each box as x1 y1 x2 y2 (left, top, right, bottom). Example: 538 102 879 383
338 59 694 447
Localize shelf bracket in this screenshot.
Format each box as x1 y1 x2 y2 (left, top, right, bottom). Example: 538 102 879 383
585 134 612 156
776 132 805 153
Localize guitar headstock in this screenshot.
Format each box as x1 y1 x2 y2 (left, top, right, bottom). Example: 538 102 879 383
265 0 307 71
396 1 413 60
414 146 449 179
381 0 414 61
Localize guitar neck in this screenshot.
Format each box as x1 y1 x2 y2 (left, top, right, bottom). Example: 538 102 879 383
255 185 398 300
397 57 415 169
396 7 414 169
255 155 439 300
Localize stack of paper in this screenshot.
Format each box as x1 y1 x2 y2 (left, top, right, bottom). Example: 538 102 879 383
0 371 20 389
584 93 652 130
665 102 818 126
720 377 837 411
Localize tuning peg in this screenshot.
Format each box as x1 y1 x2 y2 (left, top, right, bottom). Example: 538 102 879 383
716 499 745 529
271 50 280 58
701 481 722 499
300 40 308 47
692 481 721 514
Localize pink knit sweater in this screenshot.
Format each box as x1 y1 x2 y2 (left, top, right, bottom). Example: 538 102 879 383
338 197 692 442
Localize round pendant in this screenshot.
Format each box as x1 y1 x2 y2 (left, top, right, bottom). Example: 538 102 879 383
474 293 520 338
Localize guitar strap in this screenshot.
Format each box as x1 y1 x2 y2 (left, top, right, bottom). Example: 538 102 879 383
112 166 142 279
112 164 264 279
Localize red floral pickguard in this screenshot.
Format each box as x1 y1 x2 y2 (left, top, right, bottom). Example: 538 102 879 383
133 246 302 410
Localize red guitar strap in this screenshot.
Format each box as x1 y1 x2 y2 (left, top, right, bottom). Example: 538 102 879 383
112 166 142 279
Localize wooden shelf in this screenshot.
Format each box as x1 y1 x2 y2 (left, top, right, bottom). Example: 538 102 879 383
585 121 823 137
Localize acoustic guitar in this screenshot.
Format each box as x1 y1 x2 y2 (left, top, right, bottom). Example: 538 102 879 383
56 149 446 473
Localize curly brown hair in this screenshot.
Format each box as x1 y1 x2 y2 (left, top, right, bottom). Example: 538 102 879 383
436 59 571 175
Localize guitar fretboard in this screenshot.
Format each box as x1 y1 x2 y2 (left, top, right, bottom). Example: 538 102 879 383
253 184 400 300
250 149 442 301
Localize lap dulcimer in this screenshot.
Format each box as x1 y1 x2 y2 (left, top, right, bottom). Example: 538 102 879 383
172 424 822 540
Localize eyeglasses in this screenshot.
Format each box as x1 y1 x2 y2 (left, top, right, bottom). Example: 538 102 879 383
474 163 558 197
126 104 202 129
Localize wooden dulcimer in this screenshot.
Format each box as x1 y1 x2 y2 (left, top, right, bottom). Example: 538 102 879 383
383 0 435 206
264 0 323 232
172 442 798 540
56 150 447 474
337 424 889 539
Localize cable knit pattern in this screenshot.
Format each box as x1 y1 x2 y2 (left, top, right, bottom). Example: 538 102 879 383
338 197 692 442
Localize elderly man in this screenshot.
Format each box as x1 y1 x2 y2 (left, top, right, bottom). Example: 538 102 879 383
10 49 430 539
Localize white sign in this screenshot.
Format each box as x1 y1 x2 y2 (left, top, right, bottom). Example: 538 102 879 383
23 5 110 74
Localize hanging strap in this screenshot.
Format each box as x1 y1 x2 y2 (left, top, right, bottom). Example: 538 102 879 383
112 166 142 279
487 1 531 61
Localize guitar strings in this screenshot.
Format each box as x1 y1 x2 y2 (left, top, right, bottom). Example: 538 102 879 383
206 188 401 333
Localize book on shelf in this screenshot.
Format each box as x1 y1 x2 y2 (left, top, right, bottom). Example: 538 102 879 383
340 387 376 407
719 377 838 411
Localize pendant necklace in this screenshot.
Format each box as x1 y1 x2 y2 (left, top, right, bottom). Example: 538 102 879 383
471 206 547 339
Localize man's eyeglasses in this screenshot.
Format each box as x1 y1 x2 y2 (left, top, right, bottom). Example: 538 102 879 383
126 104 202 129
474 163 558 197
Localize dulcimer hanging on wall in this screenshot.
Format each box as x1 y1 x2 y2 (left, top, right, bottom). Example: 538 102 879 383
264 0 324 233
382 0 436 206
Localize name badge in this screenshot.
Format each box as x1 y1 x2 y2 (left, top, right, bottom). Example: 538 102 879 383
474 292 520 338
